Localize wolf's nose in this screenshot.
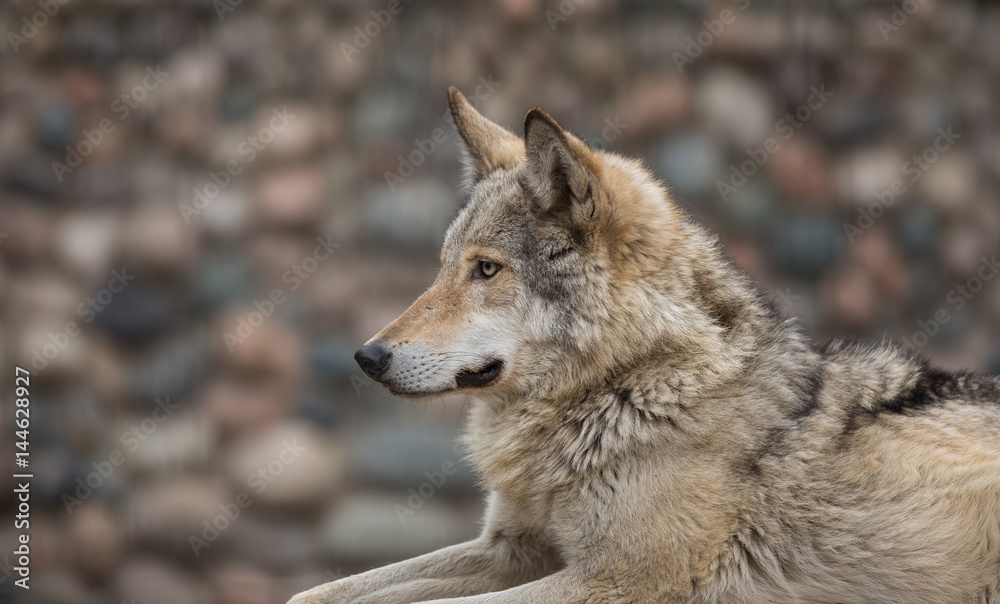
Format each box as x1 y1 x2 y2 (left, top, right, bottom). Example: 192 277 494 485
355 342 392 380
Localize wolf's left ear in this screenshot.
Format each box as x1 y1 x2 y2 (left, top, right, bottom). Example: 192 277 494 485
523 108 594 224
448 87 525 190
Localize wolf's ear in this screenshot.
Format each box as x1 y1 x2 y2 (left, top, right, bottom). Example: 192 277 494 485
448 87 524 189
523 108 594 224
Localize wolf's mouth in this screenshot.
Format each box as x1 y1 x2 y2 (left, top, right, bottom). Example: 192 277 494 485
455 360 504 388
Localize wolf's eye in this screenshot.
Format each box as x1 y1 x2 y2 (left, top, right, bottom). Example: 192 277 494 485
474 260 501 280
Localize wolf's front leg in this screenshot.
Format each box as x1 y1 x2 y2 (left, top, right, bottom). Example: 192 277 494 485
418 569 626 604
286 535 558 604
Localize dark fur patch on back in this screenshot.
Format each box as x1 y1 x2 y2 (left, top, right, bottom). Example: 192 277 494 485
747 367 823 475
691 268 744 334
877 364 958 413
844 363 1000 435
792 366 824 419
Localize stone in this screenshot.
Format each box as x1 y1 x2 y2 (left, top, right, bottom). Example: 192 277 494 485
69 503 123 585
120 202 198 275
212 563 280 604
212 307 304 379
18 569 111 604
204 374 295 436
655 132 722 196
353 92 414 141
697 68 775 149
92 284 173 343
308 337 361 379
322 494 480 562
54 213 120 279
128 332 208 404
898 204 939 256
766 138 834 207
219 85 259 123
258 105 324 159
501 0 540 23
0 202 56 262
223 421 343 509
769 213 841 279
198 188 252 239
124 9 199 60
121 411 215 475
127 477 233 558
296 387 345 428
19 321 89 380
116 559 210 604
189 253 252 314
920 151 976 211
254 164 326 227
35 101 77 151
227 517 322 572
613 75 691 137
360 180 455 250
4 156 63 201
61 17 121 69
822 264 879 328
837 146 904 207
719 182 777 237
72 161 133 207
349 424 475 493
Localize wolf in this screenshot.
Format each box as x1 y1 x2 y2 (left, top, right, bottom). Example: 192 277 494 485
289 88 1000 604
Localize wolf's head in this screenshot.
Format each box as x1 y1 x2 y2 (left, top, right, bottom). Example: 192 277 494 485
356 88 746 402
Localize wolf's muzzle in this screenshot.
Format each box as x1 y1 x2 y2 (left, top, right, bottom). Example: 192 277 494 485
355 342 392 380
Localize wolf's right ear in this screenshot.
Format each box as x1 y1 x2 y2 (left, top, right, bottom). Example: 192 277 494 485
523 108 594 225
448 87 525 191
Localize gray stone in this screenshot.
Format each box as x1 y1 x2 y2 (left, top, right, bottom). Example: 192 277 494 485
349 424 476 493
321 494 480 563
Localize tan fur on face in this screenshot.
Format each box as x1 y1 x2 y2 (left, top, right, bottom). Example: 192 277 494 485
289 90 1000 604
368 242 525 398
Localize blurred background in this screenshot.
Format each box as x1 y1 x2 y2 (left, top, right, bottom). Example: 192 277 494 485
1 0 999 602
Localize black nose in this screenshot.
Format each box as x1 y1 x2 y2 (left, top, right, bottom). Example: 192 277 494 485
355 342 392 380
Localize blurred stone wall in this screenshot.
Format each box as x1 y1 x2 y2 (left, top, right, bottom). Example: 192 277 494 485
0 0 999 602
